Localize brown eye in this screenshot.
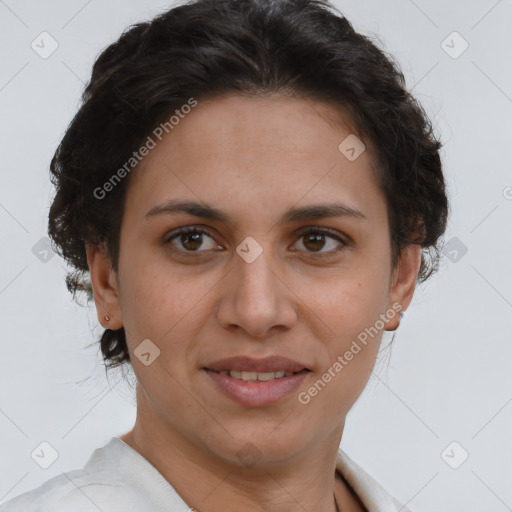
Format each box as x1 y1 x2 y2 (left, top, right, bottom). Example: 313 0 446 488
165 227 220 253
178 231 203 251
294 227 347 256
302 232 326 252
164 226 347 257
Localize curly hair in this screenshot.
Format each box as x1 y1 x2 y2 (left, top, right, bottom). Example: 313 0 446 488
48 0 449 371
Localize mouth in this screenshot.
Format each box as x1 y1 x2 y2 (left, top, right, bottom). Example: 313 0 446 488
202 367 311 407
201 355 312 406
203 355 310 374
205 369 310 382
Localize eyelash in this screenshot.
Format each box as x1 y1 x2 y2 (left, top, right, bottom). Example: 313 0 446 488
164 226 348 257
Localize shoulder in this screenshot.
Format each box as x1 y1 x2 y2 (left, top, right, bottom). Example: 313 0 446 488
335 448 413 512
0 439 149 512
0 471 149 512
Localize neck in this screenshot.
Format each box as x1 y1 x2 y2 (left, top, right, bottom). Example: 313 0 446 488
120 391 347 512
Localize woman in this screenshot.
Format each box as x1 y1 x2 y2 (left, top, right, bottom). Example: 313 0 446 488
0 0 448 510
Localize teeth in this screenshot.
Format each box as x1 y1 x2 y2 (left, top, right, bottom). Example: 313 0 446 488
217 370 295 381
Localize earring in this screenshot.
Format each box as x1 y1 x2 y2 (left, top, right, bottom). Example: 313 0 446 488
105 315 110 321
389 311 405 344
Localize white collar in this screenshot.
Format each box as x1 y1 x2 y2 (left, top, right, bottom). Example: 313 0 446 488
106 437 407 511
335 447 409 512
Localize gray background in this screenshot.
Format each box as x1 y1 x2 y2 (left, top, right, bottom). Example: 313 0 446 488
1 0 511 510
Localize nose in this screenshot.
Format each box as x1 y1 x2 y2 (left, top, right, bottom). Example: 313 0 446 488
215 244 297 338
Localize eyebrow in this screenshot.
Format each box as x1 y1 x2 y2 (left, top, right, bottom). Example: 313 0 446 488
144 200 367 223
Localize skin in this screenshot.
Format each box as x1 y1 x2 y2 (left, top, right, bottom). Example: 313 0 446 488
86 94 421 512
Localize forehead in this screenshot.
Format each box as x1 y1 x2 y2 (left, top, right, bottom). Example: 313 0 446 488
124 94 386 225
162 93 365 157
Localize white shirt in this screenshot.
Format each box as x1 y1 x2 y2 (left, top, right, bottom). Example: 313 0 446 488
0 437 412 511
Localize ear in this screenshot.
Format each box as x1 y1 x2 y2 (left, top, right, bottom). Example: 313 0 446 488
385 244 422 331
85 242 123 330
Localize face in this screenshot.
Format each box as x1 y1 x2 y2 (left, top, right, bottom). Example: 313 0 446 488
87 94 420 466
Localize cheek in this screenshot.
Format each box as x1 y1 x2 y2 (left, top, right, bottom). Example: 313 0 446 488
311 270 389 375
117 255 215 359
303 285 385 416
315 270 389 330
117 255 181 338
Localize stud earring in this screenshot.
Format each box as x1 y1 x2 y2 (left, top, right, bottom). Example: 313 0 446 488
105 315 110 321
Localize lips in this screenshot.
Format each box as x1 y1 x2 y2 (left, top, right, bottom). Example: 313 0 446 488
203 355 310 374
204 367 311 406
